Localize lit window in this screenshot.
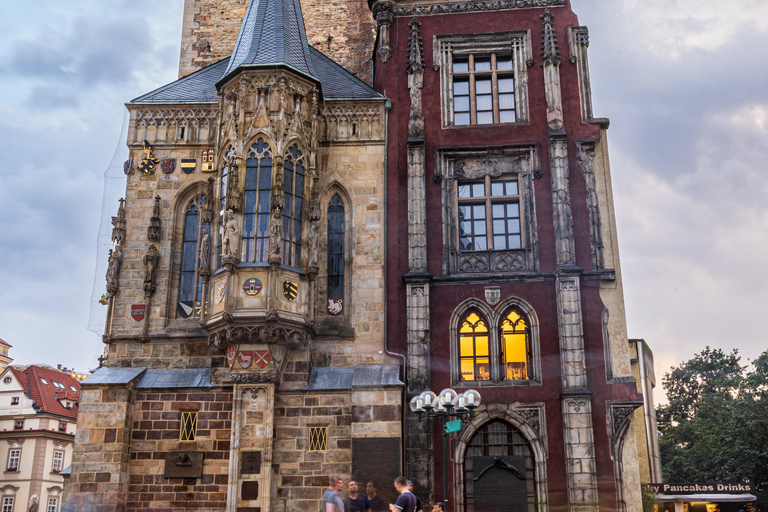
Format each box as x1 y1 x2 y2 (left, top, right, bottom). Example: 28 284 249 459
11 397 19 405
7 448 21 471
308 427 328 451
500 308 532 381
180 412 197 441
452 55 515 126
47 497 58 512
52 451 64 472
458 176 521 252
327 194 345 305
2 497 14 512
459 311 491 381
242 139 273 263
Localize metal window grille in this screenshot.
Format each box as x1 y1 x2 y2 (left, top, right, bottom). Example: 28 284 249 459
180 412 198 441
308 427 327 451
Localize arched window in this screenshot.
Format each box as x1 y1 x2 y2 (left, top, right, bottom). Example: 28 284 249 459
178 196 209 318
459 311 491 381
500 307 532 381
282 144 305 267
327 194 345 303
463 420 536 512
242 139 272 262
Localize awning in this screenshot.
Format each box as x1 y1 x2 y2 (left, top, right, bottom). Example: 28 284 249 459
657 493 756 503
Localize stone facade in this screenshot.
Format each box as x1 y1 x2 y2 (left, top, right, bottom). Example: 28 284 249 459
179 0 375 81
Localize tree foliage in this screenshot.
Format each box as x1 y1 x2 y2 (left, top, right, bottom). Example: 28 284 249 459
657 347 768 510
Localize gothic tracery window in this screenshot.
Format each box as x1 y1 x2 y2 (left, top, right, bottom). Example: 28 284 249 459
178 196 209 318
500 307 532 381
242 139 272 262
327 194 345 303
459 311 491 381
282 144 305 267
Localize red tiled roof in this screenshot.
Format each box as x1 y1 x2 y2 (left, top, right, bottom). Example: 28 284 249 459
0 338 11 347
9 365 80 420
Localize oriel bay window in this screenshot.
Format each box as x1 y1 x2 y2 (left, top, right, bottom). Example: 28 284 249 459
453 54 515 125
242 139 272 262
458 176 521 252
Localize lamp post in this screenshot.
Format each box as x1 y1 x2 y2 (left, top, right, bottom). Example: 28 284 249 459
410 388 481 512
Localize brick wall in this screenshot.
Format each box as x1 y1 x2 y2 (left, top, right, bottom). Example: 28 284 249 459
179 0 375 81
126 389 233 511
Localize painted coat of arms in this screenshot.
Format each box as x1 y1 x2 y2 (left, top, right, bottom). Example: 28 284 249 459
131 304 146 321
227 346 237 367
327 299 343 316
237 350 253 369
161 158 176 174
283 281 298 301
254 350 270 368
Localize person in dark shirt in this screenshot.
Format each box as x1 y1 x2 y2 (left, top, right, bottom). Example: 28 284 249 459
343 480 371 512
406 481 424 512
366 481 388 512
390 477 417 512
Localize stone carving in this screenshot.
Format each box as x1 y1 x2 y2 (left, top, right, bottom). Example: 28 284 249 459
111 198 127 245
143 244 160 293
406 18 425 141
147 195 162 242
484 286 501 306
602 308 613 382
549 140 575 266
209 324 311 349
394 0 564 16
607 401 643 512
556 275 588 390
28 495 39 512
202 178 215 224
231 371 280 384
223 92 239 143
271 157 285 211
541 10 564 133
226 162 242 212
561 396 599 511
221 210 239 259
371 0 395 62
129 107 217 146
576 141 604 270
307 220 320 268
268 209 282 264
199 228 210 272
320 104 382 142
492 251 526 272
407 147 427 272
568 27 593 121
137 140 160 175
105 245 122 294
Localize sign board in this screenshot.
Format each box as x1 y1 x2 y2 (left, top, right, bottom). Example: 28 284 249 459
446 419 462 433
645 483 755 495
351 438 401 506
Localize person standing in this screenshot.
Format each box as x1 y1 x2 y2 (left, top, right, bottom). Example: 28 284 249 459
389 477 416 512
343 480 370 512
322 476 345 512
366 481 388 512
406 481 424 512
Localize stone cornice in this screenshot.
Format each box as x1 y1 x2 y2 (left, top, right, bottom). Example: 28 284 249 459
393 0 565 17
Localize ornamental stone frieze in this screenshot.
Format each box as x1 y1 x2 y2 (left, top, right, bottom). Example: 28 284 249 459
375 0 565 17
319 103 384 142
207 322 312 349
128 107 218 146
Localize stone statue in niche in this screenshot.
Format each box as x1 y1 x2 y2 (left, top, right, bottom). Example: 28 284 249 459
106 245 122 294
28 495 39 512
221 211 239 258
308 220 320 268
268 210 282 260
199 228 210 271
143 244 160 286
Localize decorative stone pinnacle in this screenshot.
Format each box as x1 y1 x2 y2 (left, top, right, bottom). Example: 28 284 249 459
407 17 424 74
541 9 560 66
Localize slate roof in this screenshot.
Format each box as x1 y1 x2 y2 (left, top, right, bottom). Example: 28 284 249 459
85 367 213 389
130 48 381 105
9 365 81 420
305 364 403 391
222 0 317 82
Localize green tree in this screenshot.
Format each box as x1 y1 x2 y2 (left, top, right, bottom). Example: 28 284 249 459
657 347 768 510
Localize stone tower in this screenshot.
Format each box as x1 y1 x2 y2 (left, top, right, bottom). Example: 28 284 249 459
179 0 376 81
65 0 400 511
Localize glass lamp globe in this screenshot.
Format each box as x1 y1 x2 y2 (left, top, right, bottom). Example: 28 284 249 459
462 389 481 408
410 395 424 413
438 388 458 408
419 390 437 410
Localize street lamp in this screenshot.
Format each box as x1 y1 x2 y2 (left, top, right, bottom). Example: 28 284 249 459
410 388 481 512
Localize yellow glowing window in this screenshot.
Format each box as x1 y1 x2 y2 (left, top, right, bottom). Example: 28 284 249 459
309 427 328 451
459 311 491 381
500 309 531 380
180 412 198 441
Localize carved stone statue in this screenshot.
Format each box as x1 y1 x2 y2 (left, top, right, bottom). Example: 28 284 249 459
268 210 282 260
199 228 210 271
221 211 239 258
308 220 320 268
106 245 122 294
28 495 39 512
143 244 160 285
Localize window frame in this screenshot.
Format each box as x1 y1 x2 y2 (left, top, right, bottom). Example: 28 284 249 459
326 194 345 303
2 497 13 512
434 31 532 128
452 54 516 126
13 420 23 430
179 411 198 442
10 397 18 406
450 298 541 386
47 497 58 512
7 448 21 471
177 195 210 319
282 144 306 267
241 139 273 263
52 450 64 473
457 175 522 253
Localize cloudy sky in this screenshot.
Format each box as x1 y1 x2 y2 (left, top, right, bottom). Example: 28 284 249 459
1 0 766 400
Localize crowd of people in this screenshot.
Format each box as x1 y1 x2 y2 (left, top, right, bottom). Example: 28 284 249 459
321 476 446 512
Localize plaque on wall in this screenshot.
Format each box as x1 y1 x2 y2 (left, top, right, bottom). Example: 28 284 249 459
471 455 527 512
351 438 401 506
242 481 259 500
163 452 204 478
241 451 262 474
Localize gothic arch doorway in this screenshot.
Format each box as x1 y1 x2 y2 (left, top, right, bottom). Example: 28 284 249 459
462 420 537 512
